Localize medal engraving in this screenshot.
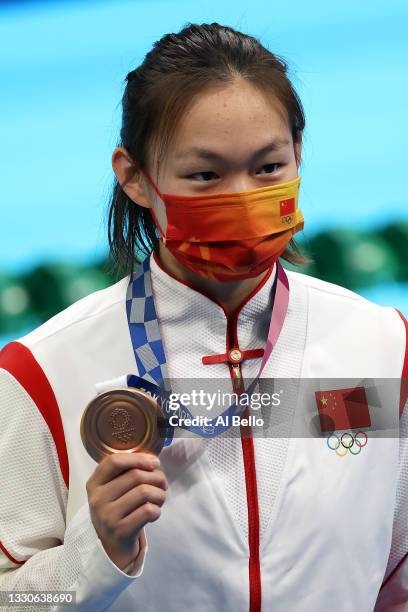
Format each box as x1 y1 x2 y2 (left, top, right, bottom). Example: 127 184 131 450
108 407 137 443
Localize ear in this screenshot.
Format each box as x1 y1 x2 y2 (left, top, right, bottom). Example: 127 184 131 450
111 146 151 209
294 131 303 170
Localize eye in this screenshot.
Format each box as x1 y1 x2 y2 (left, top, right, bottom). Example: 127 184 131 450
188 171 219 182
256 163 282 175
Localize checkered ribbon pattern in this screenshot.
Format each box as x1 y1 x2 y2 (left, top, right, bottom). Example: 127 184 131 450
126 256 171 391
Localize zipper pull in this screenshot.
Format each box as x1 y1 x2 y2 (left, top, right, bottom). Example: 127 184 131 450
232 364 241 379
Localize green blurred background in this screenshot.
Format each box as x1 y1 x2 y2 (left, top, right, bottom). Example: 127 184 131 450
2 221 408 344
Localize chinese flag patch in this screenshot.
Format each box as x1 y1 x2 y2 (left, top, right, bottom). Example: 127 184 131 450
280 197 295 216
315 387 371 433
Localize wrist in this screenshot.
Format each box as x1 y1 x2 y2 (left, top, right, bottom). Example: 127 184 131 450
100 537 140 573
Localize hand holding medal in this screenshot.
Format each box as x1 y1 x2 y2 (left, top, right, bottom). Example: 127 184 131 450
82 389 169 573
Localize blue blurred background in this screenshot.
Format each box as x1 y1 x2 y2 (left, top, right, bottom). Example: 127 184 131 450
1 0 407 348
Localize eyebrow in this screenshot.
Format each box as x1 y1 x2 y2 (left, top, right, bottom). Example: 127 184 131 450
175 137 291 162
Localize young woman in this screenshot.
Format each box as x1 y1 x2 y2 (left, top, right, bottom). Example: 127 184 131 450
0 22 407 612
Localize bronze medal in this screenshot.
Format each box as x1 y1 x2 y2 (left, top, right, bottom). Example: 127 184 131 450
80 387 167 462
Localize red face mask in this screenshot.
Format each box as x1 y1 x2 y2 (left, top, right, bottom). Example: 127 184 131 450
140 169 304 282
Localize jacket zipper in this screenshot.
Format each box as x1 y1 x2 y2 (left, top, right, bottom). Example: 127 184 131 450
226 317 262 612
232 363 241 381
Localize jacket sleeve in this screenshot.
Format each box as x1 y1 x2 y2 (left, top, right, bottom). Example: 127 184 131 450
373 309 408 611
0 351 148 612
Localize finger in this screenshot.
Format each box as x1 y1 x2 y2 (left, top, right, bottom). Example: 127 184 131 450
111 484 167 521
92 451 160 487
102 467 168 502
118 502 162 536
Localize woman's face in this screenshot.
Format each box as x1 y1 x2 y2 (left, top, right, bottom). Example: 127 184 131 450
112 78 302 236
143 78 301 231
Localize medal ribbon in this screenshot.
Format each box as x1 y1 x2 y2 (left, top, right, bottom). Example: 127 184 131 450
125 255 289 445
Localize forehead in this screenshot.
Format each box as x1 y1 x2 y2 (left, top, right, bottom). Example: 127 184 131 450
169 80 291 159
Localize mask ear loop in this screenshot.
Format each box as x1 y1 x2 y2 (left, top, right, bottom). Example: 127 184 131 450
139 168 163 198
138 167 167 238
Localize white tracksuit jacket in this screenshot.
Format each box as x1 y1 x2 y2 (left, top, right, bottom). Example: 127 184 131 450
0 251 407 612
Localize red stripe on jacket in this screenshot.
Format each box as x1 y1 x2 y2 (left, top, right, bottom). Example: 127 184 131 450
0 341 69 488
395 309 408 418
0 541 26 565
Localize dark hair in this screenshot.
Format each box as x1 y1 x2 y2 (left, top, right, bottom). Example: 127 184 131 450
107 21 313 279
